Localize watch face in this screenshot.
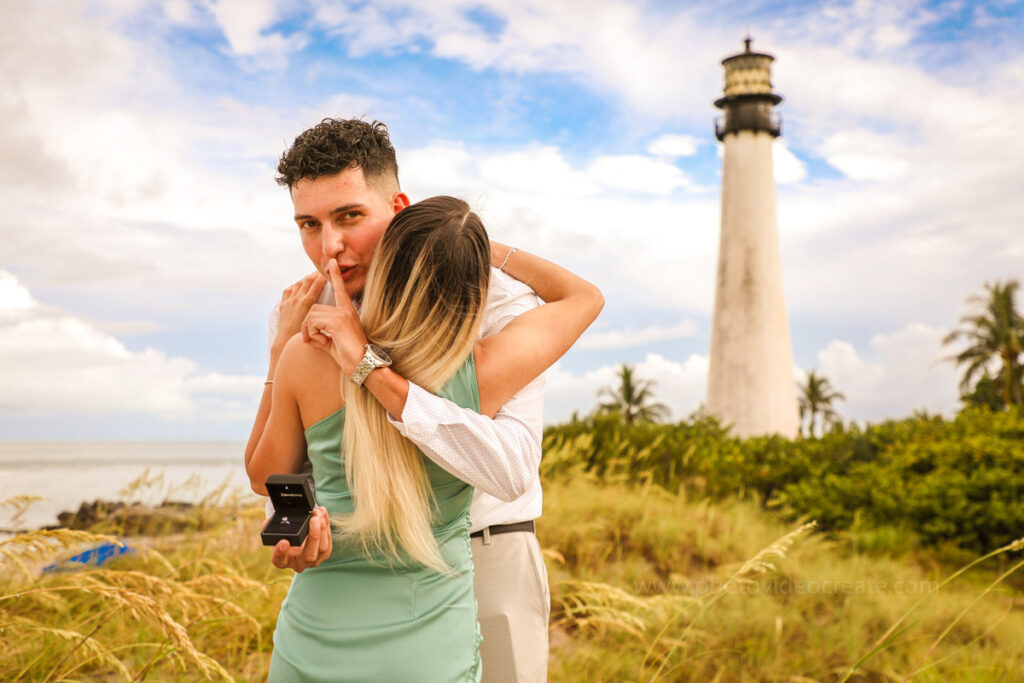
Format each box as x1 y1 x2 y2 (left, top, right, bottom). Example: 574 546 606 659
368 344 392 364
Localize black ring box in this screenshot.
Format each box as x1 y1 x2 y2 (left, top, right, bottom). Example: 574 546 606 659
261 474 318 547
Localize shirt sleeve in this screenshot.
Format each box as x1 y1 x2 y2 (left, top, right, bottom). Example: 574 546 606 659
386 268 545 502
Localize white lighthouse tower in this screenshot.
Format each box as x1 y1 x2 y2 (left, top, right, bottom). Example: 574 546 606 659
706 38 800 439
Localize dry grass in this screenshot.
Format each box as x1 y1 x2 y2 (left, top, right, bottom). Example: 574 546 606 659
2 466 1023 682
541 475 1024 682
0 491 284 682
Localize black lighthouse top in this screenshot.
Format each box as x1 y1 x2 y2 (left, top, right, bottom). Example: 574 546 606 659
714 38 782 140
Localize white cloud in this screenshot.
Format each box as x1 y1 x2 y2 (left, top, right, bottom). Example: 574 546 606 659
827 153 909 182
784 0 941 57
871 24 913 50
579 320 697 350
300 0 1024 332
309 93 388 124
821 130 909 181
186 372 264 396
421 144 693 203
546 324 963 426
207 0 302 68
1 0 1022 440
95 320 166 336
400 143 478 198
545 352 708 424
816 322 960 422
310 0 724 122
773 141 807 184
478 146 597 196
542 364 605 423
0 273 34 310
0 271 261 419
401 142 721 313
586 155 691 195
763 35 1024 323
163 0 199 24
0 3 321 305
647 134 702 158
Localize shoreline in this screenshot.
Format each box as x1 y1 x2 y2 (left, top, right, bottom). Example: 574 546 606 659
0 440 258 533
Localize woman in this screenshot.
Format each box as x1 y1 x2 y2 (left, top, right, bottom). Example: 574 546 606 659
248 196 603 682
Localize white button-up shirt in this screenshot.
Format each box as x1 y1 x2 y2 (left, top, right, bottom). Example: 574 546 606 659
268 268 544 532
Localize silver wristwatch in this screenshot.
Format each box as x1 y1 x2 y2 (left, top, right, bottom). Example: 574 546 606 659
349 343 392 386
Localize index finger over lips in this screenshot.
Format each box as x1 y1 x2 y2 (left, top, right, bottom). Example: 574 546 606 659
327 261 353 309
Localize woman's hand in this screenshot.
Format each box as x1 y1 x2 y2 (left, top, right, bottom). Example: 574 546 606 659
302 261 368 375
270 506 333 573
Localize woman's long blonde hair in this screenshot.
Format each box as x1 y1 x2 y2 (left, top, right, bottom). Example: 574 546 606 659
334 196 490 573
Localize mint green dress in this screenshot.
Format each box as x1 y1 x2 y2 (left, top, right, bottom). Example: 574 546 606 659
268 357 482 683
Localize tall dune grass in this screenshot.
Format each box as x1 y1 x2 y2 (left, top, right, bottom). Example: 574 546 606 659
2 460 1022 681
0 477 286 681
541 471 1024 682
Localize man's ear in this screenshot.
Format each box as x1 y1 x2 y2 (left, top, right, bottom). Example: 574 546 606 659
392 192 411 214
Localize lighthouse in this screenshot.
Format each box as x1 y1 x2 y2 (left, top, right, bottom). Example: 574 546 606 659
706 38 800 439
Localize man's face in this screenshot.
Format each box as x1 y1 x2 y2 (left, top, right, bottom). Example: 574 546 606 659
290 167 409 300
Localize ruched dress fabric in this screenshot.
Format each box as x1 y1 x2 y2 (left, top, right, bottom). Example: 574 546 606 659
268 356 482 683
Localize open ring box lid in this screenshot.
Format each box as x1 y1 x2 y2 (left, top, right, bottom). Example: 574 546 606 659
261 474 317 547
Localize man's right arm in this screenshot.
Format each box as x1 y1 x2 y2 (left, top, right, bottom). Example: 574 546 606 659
383 268 545 502
391 374 544 502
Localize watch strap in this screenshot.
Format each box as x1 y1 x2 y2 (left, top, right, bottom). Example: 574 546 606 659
350 344 391 386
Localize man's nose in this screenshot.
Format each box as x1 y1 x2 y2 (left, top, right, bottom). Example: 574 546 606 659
322 224 345 259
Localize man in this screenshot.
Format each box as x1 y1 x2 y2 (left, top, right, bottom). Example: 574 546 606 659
245 118 549 682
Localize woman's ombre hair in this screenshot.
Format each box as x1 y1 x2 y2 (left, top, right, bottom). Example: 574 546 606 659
334 196 490 572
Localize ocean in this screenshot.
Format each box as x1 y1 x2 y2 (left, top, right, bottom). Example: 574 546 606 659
0 441 262 534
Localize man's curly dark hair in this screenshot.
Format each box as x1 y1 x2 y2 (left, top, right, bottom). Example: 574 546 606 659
275 118 400 190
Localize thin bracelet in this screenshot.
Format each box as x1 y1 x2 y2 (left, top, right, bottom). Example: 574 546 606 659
498 247 518 272
264 380 274 386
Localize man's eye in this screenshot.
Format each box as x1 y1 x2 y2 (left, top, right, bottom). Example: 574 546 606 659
344 211 360 220
300 221 318 230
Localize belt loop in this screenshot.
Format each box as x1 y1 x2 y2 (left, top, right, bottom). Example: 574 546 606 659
482 526 492 546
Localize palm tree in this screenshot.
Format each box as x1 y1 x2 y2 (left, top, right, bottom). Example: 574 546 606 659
597 364 670 425
943 280 1024 408
797 369 844 438
960 370 1006 410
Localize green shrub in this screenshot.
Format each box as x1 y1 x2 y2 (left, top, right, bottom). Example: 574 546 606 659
543 407 1024 555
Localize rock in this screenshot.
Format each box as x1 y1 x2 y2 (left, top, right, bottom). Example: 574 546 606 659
57 500 127 529
55 499 199 535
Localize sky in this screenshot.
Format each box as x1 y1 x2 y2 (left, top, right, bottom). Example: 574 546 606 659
1 0 1023 440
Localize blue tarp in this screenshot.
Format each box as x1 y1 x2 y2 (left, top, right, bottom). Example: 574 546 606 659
42 541 132 573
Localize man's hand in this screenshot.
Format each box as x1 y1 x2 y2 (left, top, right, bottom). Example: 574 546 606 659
270 506 333 573
274 272 327 352
302 261 368 375
248 273 324 473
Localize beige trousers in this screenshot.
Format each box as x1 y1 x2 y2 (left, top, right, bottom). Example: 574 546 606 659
471 530 550 682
